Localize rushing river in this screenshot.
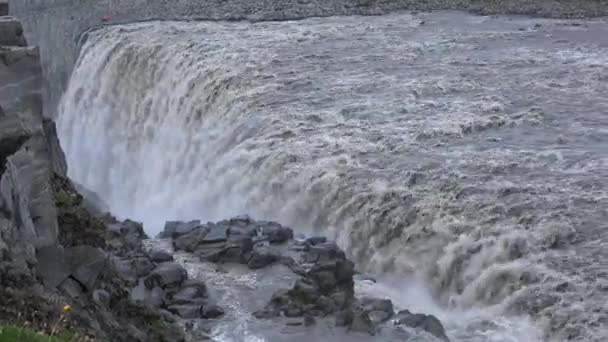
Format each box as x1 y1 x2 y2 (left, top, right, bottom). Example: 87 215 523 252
58 11 608 341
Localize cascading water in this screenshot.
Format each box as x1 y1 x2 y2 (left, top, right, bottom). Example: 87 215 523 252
58 12 608 342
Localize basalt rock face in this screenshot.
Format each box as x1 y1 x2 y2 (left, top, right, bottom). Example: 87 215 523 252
0 15 183 342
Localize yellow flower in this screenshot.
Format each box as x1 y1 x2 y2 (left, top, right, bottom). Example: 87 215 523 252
63 304 71 311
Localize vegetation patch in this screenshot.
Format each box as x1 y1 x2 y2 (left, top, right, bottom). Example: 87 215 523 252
0 325 72 342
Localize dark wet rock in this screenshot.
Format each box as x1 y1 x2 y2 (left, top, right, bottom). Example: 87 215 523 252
306 236 327 245
116 219 147 240
350 310 376 335
199 235 254 264
259 221 293 244
162 216 449 339
201 303 224 318
303 241 347 264
58 277 84 299
0 17 27 46
173 223 231 253
282 257 307 276
203 224 229 243
67 245 107 291
357 296 394 319
160 220 201 238
132 256 155 277
149 248 174 263
369 310 392 324
168 304 202 319
394 310 449 342
172 282 207 304
286 319 303 326
36 245 69 288
145 262 187 289
246 246 281 269
252 227 355 324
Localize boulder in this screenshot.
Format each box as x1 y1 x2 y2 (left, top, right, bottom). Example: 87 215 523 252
174 223 231 252
202 224 229 243
173 226 210 252
145 262 187 289
197 235 253 264
201 303 224 318
149 249 174 263
160 220 201 238
394 310 449 342
36 245 70 288
132 256 155 278
58 277 84 299
303 242 347 264
306 236 327 245
0 17 27 46
259 222 293 244
67 246 107 291
172 281 208 304
167 304 202 319
229 215 252 226
357 297 394 320
246 246 281 269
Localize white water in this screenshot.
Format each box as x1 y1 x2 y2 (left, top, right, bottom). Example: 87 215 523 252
58 12 608 341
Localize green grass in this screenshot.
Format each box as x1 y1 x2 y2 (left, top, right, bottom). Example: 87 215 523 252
0 325 71 342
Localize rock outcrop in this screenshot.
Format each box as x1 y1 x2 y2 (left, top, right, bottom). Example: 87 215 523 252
163 216 450 340
0 14 186 342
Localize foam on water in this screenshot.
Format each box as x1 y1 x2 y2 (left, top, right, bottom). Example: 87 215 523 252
59 12 608 341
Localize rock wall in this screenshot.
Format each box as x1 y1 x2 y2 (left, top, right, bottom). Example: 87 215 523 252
0 14 182 341
9 0 608 117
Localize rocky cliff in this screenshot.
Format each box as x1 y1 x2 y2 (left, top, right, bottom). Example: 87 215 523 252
0 12 183 341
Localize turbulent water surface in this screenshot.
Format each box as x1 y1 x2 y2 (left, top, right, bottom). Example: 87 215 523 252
58 11 608 341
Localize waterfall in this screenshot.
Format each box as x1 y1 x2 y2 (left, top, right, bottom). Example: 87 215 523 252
58 15 608 341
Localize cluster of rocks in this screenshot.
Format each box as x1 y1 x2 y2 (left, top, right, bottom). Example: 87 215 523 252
109 219 224 321
163 216 450 341
162 216 293 269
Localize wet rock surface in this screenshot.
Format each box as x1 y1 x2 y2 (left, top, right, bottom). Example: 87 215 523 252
163 216 449 340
